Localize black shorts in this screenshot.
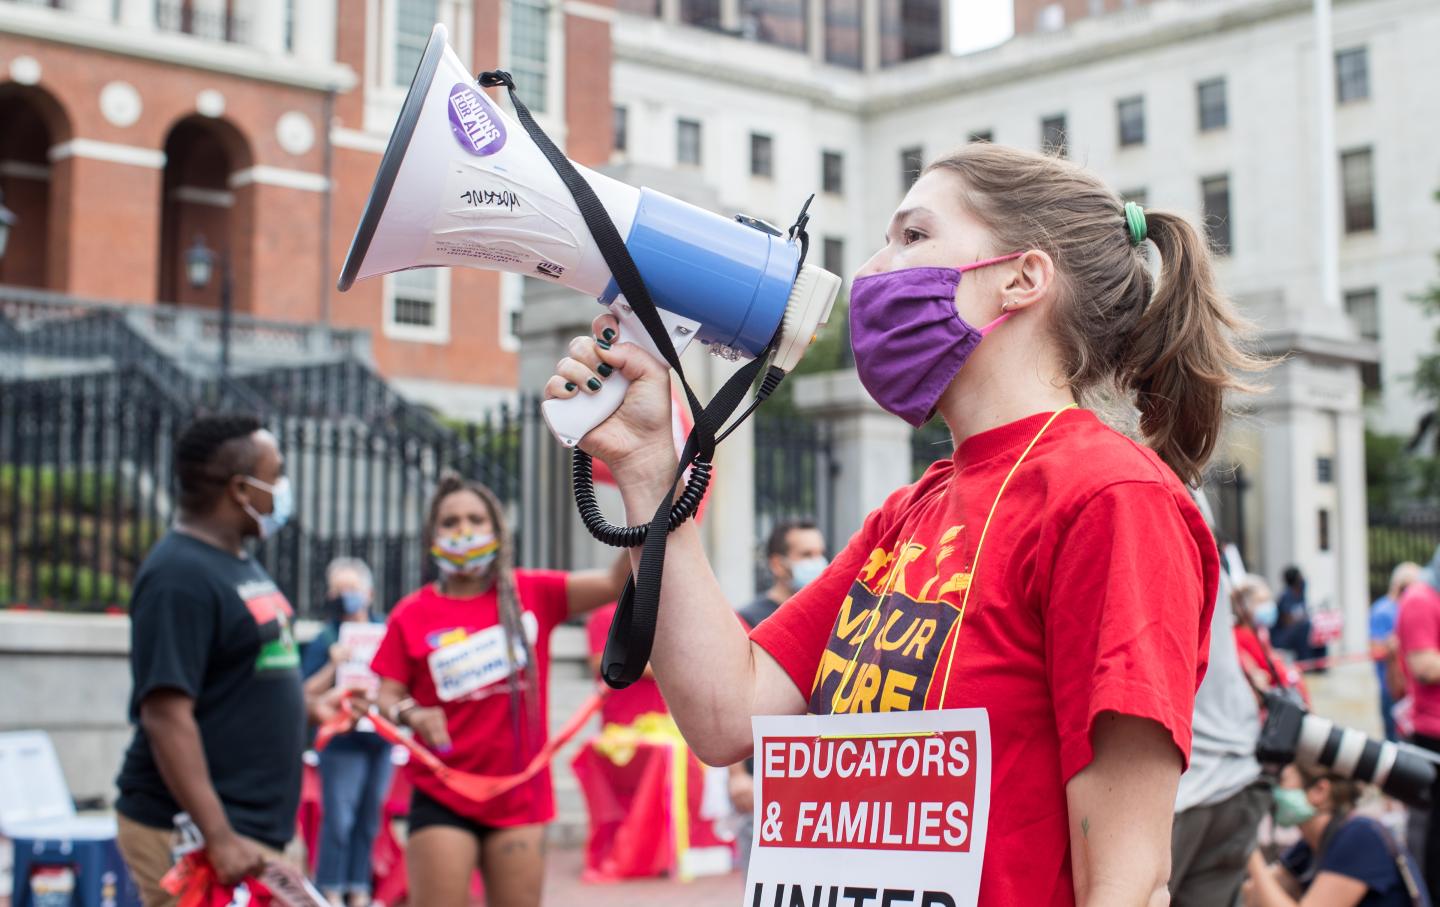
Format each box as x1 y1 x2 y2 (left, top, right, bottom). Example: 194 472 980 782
408 788 500 841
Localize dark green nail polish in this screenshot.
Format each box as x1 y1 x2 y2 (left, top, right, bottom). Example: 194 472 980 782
602 328 617 342
597 363 614 378
587 378 602 391
596 338 612 351
564 382 576 392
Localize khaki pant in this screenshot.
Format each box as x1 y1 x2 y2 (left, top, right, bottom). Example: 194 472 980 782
114 813 291 907
114 813 179 907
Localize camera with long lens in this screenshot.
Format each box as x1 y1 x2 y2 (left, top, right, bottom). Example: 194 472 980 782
1257 689 1437 808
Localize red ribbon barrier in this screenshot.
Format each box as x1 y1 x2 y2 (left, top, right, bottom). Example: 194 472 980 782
316 690 608 805
1292 650 1380 673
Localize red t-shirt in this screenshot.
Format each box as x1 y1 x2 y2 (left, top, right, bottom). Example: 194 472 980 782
1234 626 1309 704
370 569 569 827
750 409 1217 906
586 602 669 726
1397 580 1440 737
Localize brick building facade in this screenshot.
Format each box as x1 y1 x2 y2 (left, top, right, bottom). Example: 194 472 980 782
0 0 615 412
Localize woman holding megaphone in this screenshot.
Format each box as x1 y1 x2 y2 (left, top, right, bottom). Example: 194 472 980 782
547 143 1259 905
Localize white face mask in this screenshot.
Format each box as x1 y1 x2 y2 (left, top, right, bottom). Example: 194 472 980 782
241 475 293 540
789 556 829 590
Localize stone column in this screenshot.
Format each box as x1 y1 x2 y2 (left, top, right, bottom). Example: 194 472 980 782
861 0 880 72
686 344 757 606
720 0 740 31
1336 406 1370 653
117 0 154 31
807 0 825 63
515 285 597 571
292 0 337 65
1248 290 1375 655
249 0 288 55
792 368 911 542
68 0 114 22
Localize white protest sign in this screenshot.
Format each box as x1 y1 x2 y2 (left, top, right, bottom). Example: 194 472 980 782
336 623 387 694
258 861 329 906
745 708 991 907
426 613 537 703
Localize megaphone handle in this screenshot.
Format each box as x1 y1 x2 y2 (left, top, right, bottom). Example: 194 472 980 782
541 301 701 448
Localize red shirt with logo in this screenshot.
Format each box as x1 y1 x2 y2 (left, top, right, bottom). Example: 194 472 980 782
750 409 1218 906
1397 580 1440 738
370 569 569 826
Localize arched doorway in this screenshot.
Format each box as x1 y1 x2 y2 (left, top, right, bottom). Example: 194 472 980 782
0 83 71 290
157 116 253 309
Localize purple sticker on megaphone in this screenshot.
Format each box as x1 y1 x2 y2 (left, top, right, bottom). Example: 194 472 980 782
447 83 506 156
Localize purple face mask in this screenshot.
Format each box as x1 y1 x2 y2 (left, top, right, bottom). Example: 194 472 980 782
848 253 1024 428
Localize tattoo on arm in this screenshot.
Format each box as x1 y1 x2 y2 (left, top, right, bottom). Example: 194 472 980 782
1082 816 1090 838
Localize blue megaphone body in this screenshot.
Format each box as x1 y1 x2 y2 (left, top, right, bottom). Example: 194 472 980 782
337 24 841 446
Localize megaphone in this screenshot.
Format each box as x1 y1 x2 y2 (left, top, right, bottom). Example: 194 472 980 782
337 24 841 448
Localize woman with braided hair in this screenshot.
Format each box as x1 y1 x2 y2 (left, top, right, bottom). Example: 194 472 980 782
370 471 629 907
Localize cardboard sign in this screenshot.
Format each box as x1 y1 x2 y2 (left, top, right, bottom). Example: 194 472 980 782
746 708 991 907
336 623 387 694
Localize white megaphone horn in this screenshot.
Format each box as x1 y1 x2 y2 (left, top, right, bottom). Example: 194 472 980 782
337 24 841 448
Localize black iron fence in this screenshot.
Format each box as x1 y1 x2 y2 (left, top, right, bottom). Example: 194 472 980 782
0 290 852 613
1369 510 1440 600
753 411 838 590
0 368 846 614
0 364 561 617
911 419 953 477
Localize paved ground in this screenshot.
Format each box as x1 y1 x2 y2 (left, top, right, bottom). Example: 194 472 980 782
540 847 745 907
0 662 1395 907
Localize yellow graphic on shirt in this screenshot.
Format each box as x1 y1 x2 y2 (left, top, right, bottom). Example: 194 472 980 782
432 627 471 648
809 527 972 716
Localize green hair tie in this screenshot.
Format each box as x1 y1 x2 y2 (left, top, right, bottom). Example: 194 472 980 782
1124 201 1148 246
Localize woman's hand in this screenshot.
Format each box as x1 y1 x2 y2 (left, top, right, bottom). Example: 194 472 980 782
308 686 349 725
543 313 678 492
346 691 376 716
405 706 453 752
328 642 351 665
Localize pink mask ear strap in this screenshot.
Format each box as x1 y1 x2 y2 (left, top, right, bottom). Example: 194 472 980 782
978 311 1012 336
957 251 1026 273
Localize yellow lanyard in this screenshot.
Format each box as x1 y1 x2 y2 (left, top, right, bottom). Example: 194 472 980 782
831 405 1078 711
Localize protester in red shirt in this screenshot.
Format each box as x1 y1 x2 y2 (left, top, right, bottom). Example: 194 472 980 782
1233 575 1309 705
1396 546 1440 901
544 143 1257 905
370 472 628 907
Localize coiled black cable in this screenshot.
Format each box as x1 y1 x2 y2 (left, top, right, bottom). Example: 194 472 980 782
573 451 713 548
571 366 784 549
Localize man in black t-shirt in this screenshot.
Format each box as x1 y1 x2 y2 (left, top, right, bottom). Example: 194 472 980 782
732 519 827 869
114 415 304 906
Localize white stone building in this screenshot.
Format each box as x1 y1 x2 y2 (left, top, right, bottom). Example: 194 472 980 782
604 0 1440 647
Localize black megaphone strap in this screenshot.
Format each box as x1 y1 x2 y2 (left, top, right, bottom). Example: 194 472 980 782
477 71 770 688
